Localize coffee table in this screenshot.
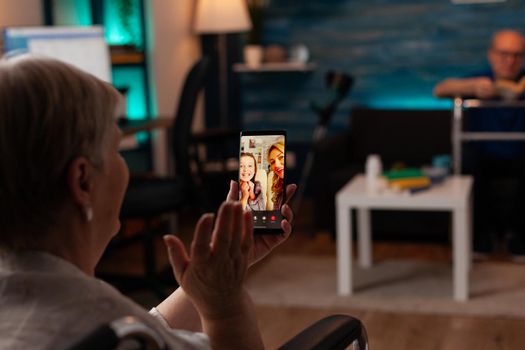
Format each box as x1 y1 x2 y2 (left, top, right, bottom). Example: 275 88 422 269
336 174 473 301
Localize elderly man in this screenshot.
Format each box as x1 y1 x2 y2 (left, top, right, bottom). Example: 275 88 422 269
434 30 525 260
434 30 525 98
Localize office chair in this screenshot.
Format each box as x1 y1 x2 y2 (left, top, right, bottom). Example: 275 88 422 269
68 314 368 350
97 56 213 298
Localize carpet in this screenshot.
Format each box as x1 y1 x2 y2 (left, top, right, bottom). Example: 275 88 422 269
246 255 525 318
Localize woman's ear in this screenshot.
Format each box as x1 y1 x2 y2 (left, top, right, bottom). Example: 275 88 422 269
66 156 96 207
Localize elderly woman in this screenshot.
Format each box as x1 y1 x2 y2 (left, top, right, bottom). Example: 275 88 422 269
0 55 296 349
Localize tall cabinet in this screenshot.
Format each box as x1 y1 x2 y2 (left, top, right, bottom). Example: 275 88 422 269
42 0 154 171
42 0 152 121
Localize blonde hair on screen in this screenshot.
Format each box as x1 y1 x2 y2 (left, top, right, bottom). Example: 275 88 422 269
266 139 285 208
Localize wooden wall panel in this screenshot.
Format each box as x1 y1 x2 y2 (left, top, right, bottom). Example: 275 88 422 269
239 0 525 142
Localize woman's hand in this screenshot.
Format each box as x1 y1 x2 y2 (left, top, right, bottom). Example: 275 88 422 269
227 180 297 266
239 181 250 209
240 180 250 198
163 202 264 349
247 180 256 200
240 181 250 196
163 201 253 319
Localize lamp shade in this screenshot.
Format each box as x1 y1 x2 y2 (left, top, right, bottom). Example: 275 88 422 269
194 0 252 34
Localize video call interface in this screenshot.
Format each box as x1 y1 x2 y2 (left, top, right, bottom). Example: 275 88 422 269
239 134 285 229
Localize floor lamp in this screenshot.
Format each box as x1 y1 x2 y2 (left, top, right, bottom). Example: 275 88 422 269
194 0 252 128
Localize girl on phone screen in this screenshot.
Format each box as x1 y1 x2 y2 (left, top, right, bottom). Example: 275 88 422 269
239 152 265 211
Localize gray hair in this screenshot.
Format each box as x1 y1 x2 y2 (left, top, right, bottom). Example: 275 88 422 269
0 55 121 247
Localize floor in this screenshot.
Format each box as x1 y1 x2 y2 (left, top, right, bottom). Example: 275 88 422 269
256 304 525 349
253 236 525 349
98 201 525 350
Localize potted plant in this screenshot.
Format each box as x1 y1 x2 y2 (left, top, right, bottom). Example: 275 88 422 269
244 0 269 67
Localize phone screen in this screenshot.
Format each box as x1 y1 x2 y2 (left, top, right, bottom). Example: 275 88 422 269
239 130 286 233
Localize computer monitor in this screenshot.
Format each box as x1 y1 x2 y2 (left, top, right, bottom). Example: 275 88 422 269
2 26 111 83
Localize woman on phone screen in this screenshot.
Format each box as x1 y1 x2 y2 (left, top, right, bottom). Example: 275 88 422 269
267 140 285 210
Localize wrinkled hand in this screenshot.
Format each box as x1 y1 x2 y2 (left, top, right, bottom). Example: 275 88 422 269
227 180 297 266
472 77 498 99
163 201 253 319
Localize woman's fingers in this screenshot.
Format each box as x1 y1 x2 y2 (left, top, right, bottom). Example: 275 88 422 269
241 209 254 255
212 202 234 251
191 213 215 263
284 184 297 205
281 203 294 225
280 184 297 227
226 180 239 201
280 217 293 237
229 202 244 255
164 234 190 283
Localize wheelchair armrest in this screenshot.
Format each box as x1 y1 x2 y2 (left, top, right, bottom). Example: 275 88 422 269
278 314 367 350
68 316 166 350
68 324 119 350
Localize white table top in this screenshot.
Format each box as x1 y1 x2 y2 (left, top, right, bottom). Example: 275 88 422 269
336 174 473 210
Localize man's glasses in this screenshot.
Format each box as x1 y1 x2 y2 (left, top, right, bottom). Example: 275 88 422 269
491 48 525 60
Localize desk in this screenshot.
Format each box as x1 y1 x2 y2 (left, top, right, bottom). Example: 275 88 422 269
119 117 173 136
336 174 473 301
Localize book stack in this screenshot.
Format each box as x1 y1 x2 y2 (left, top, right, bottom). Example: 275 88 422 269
383 168 431 193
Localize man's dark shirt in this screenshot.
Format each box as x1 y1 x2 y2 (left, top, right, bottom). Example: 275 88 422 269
465 70 525 158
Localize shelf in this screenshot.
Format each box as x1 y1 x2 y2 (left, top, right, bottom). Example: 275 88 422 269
111 52 145 65
233 62 316 73
109 45 145 65
119 117 173 136
110 45 145 65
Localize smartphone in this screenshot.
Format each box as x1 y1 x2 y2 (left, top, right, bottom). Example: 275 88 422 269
239 130 286 234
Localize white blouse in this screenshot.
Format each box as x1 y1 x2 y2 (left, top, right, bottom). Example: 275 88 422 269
0 251 210 350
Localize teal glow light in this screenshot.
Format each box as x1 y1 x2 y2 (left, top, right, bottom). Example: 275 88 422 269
112 66 147 120
363 96 453 110
74 0 92 25
104 0 143 48
52 0 92 25
113 66 148 142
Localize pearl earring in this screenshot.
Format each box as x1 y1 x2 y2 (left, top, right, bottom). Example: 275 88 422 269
84 206 93 222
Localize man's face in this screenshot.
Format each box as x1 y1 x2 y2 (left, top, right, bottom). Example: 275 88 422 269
488 31 525 81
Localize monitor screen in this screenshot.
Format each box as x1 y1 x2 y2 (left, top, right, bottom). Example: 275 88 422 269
3 26 111 83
